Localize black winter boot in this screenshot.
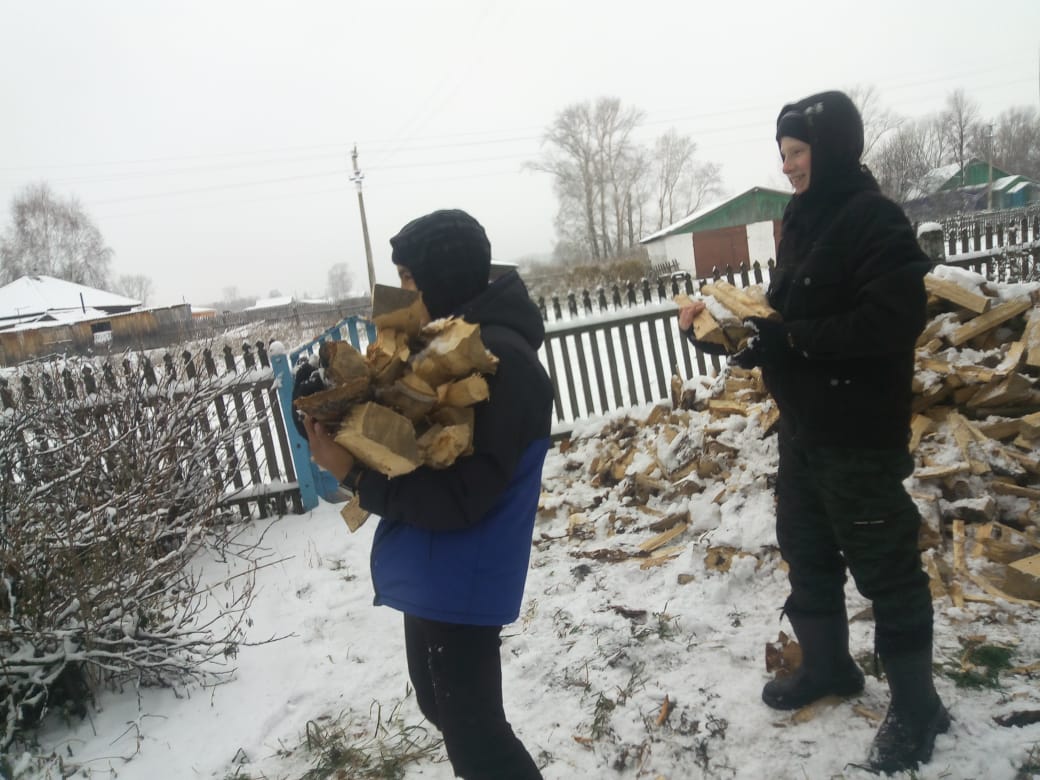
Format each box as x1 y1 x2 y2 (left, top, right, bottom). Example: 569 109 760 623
762 609 864 710
868 646 950 773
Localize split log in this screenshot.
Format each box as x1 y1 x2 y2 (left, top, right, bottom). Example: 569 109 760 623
376 373 437 421
1003 553 1040 602
975 418 1026 440
915 462 971 480
675 294 735 352
411 319 499 387
707 399 749 417
949 298 1032 347
1024 308 1040 369
320 339 371 386
967 374 1036 409
334 402 421 477
699 281 780 321
909 414 934 452
339 495 369 533
437 373 490 408
366 328 410 385
967 570 1040 607
991 481 1040 500
969 522 1039 564
371 284 430 337
924 274 991 314
293 379 370 423
417 423 472 469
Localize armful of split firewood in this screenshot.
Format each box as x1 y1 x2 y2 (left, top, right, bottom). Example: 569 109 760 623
675 281 780 354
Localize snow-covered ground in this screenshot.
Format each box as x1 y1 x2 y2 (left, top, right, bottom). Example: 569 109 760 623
11 388 1040 779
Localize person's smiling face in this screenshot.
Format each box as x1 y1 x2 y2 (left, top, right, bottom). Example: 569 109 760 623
780 137 812 194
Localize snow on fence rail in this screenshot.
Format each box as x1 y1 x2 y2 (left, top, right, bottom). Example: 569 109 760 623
6 243 1035 521
939 203 1040 259
1 341 303 520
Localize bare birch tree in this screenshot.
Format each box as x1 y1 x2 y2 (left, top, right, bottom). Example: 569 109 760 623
0 183 113 287
533 98 722 262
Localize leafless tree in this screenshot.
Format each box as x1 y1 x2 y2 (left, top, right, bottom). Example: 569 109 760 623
326 262 354 301
114 273 153 305
591 98 645 256
533 98 722 263
870 115 947 202
0 183 113 287
531 102 602 259
991 105 1040 180
941 89 982 184
652 129 697 230
846 84 902 158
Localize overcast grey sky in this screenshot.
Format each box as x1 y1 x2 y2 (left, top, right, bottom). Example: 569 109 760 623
2 0 1038 307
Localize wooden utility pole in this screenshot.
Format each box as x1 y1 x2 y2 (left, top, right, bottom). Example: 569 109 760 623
351 145 376 294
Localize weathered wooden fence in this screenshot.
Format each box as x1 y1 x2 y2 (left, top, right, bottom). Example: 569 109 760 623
5 232 1034 520
1 341 306 519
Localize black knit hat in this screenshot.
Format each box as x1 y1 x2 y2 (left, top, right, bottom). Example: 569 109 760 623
776 111 811 145
389 209 491 319
775 91 865 191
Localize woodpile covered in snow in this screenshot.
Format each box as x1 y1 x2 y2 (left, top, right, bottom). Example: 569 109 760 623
544 266 1040 617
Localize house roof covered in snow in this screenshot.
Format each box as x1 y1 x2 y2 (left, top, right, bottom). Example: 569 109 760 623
0 275 140 320
640 187 791 244
244 295 295 311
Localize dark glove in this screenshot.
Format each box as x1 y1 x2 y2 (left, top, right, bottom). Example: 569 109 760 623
730 317 795 369
290 360 327 438
680 327 728 356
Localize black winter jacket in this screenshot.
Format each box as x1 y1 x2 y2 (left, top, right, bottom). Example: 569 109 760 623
763 175 931 449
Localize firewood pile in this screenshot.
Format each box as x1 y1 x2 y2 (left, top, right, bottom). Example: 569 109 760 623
544 271 1040 612
294 285 499 529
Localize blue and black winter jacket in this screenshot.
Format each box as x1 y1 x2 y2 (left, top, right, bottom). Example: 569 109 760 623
355 270 554 626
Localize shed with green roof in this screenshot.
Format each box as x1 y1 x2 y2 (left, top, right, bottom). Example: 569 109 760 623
640 186 791 278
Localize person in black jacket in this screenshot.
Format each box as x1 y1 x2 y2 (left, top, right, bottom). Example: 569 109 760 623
302 209 552 780
678 91 948 773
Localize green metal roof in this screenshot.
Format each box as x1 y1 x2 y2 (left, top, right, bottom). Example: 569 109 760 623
642 187 791 242
938 159 1013 191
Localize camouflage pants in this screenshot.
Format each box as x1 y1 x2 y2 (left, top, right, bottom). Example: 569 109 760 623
775 428 933 655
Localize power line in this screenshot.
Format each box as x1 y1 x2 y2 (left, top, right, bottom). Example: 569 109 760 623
3 60 1032 178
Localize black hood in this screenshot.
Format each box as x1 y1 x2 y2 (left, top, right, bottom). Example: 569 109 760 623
390 209 492 320
776 90 868 199
456 269 545 350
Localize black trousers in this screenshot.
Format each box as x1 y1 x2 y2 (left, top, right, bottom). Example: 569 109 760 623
403 614 542 780
775 428 933 655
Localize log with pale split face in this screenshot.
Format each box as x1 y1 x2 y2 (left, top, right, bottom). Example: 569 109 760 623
780 136 812 194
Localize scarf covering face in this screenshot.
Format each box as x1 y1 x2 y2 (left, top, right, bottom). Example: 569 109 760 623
389 209 491 320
